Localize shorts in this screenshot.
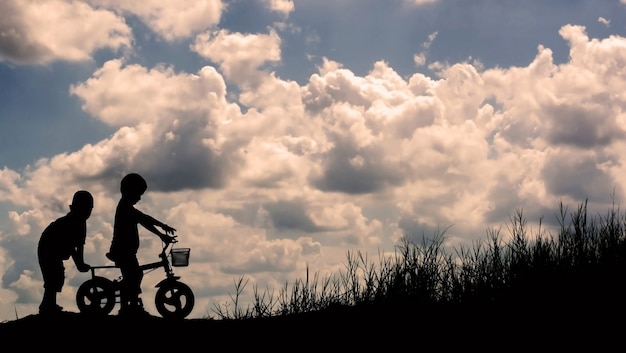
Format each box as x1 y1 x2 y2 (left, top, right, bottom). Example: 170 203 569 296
38 255 65 292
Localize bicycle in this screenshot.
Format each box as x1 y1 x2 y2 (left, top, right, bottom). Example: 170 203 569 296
76 240 195 319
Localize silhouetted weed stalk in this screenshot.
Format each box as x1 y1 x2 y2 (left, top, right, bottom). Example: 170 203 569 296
210 200 626 319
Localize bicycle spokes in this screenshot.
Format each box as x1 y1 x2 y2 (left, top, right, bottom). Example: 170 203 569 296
85 288 108 306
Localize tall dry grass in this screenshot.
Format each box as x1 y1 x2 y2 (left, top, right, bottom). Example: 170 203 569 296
210 200 626 320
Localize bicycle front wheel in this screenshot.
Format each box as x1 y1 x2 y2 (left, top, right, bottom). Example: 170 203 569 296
155 281 195 319
76 276 116 316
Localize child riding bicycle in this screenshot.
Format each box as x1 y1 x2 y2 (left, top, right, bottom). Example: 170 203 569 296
106 173 176 316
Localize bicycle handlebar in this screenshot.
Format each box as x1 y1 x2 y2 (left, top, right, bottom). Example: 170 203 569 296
89 236 182 271
161 237 178 250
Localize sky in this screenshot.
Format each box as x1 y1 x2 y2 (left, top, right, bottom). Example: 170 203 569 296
2 0 626 321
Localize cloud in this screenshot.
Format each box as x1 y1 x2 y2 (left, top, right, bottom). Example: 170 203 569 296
542 151 621 202
0 0 225 65
543 102 626 148
414 53 426 66
598 17 610 27
192 29 282 88
414 32 438 67
0 0 132 65
424 31 438 49
87 0 224 41
0 168 22 204
69 59 251 191
266 0 295 16
1 210 45 291
263 200 326 233
166 201 322 275
221 237 306 274
52 24 626 238
69 60 229 128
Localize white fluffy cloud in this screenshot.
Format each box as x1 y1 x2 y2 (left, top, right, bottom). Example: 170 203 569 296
266 0 294 16
0 0 132 64
0 0 226 65
86 0 224 41
3 21 626 319
192 29 283 88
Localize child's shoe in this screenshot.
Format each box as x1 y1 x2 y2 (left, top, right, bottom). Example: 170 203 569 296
39 304 63 315
118 302 150 317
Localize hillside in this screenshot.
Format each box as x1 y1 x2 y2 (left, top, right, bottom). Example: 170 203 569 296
0 299 621 350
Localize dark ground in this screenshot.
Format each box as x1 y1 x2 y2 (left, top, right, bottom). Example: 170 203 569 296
0 301 621 350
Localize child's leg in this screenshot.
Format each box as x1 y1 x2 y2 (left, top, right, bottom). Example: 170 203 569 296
118 256 143 312
39 258 64 313
133 270 144 306
40 288 56 307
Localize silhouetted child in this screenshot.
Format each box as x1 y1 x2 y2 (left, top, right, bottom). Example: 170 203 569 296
106 173 176 316
37 190 93 315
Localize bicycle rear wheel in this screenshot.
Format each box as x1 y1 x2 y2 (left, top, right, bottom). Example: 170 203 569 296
76 276 116 316
155 281 194 319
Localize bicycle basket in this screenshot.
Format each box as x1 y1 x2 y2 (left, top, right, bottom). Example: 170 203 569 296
171 248 190 267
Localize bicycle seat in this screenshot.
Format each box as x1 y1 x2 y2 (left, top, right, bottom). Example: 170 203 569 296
105 252 117 262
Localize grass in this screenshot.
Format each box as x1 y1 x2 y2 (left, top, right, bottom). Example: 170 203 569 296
210 199 626 320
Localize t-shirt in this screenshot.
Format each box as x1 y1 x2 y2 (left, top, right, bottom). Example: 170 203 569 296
109 200 145 257
38 213 87 260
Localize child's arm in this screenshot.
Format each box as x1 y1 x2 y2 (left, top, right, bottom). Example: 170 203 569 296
139 213 177 243
71 245 90 272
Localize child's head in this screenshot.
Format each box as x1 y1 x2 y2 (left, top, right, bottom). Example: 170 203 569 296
70 190 94 220
120 173 148 200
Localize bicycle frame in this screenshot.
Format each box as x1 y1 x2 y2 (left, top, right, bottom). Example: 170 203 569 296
87 242 178 277
140 242 179 278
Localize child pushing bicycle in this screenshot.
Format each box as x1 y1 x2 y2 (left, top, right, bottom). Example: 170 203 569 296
38 190 93 315
106 173 176 316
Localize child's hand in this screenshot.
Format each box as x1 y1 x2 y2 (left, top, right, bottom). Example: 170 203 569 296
162 224 176 235
161 234 177 244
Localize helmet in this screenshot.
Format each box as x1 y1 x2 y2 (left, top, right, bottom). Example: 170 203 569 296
120 173 147 195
